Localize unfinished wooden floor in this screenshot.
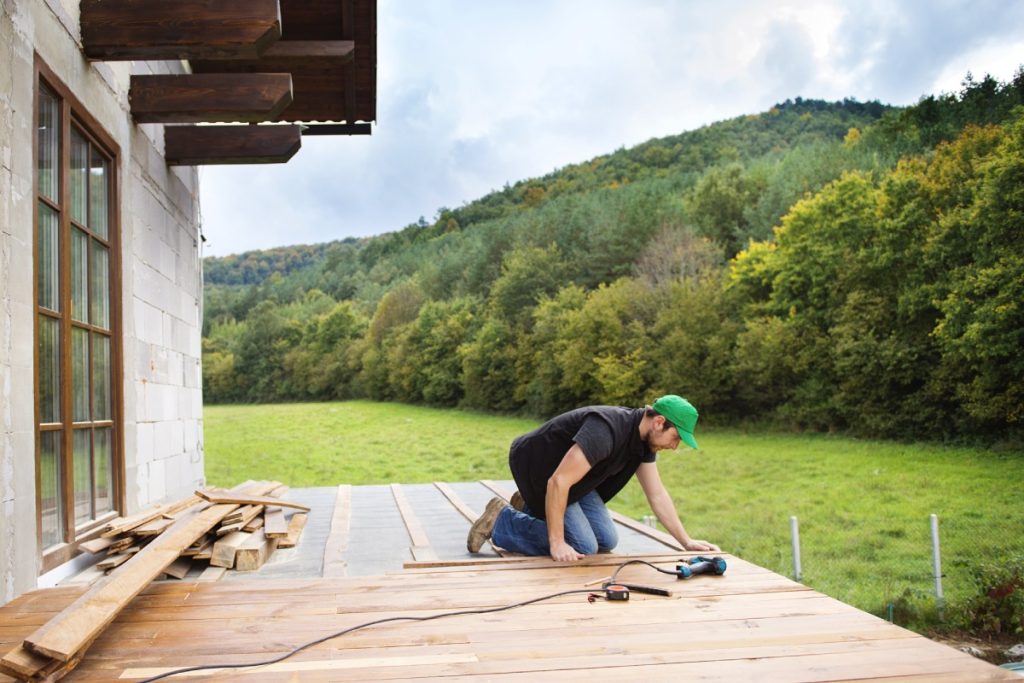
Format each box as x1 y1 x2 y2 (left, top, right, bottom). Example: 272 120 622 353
1 481 1016 681
1 552 1015 681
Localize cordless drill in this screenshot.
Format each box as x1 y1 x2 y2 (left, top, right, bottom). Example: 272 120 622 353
676 556 727 579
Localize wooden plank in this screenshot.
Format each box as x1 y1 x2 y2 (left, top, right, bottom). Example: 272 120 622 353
131 516 175 537
181 538 212 557
390 484 438 561
192 543 214 562
0 644 52 679
432 482 480 523
434 481 507 557
195 489 311 512
76 537 113 555
19 481 278 662
220 504 258 527
95 553 132 571
242 516 265 533
209 531 251 569
80 0 281 61
121 653 479 679
322 485 351 577
479 479 514 501
234 530 279 571
217 505 263 534
263 508 289 538
266 484 290 499
164 125 302 166
57 564 107 587
196 566 226 583
100 509 164 538
105 537 135 553
163 558 193 580
98 495 200 538
277 512 307 549
130 73 294 124
607 509 686 551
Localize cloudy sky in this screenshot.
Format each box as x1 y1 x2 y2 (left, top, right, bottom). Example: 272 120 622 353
197 0 1024 257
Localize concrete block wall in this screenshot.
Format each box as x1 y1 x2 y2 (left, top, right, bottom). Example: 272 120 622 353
0 0 205 605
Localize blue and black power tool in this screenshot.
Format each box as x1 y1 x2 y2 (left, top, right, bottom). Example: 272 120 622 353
676 555 727 579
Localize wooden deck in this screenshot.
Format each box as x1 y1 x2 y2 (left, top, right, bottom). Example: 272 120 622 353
1 481 1016 681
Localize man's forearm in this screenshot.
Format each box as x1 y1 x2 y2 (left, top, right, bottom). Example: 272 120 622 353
650 494 693 546
545 478 570 545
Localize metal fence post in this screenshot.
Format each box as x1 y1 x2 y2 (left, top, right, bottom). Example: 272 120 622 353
930 513 944 611
790 516 802 582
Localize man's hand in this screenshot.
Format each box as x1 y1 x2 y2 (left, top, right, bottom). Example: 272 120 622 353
550 539 583 562
683 539 720 552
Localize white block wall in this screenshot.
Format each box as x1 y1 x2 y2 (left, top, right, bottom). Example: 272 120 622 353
0 0 205 605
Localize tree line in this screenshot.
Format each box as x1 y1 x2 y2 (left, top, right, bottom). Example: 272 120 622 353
203 72 1024 443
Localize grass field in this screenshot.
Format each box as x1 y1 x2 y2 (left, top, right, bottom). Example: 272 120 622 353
204 400 1024 630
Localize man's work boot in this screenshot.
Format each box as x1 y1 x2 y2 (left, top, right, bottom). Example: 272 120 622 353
510 490 525 512
467 497 507 553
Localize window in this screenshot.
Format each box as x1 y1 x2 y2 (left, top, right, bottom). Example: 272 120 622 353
35 58 122 571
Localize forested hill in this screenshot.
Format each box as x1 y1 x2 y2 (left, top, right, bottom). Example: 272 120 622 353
206 98 888 286
202 72 1024 443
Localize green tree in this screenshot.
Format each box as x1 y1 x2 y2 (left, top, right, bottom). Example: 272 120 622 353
649 274 740 418
488 244 564 327
461 316 522 411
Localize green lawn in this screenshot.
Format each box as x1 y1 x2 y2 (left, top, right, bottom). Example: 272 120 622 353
204 400 1024 630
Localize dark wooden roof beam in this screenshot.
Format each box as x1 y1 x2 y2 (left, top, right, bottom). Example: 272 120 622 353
190 40 355 73
130 74 293 124
262 40 355 64
301 123 372 135
81 0 282 61
165 125 301 165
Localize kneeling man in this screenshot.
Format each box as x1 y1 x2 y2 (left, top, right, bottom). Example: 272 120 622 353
468 395 719 561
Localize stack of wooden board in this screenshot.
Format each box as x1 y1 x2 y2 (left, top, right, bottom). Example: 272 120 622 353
75 482 310 581
0 480 309 682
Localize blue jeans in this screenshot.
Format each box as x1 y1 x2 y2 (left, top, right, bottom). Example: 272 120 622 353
491 490 619 556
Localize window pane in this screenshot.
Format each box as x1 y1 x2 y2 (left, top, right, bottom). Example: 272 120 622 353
70 128 88 225
37 86 60 201
90 242 110 329
40 431 63 548
90 149 109 239
92 333 111 420
37 203 60 311
73 429 92 524
94 427 112 515
71 228 89 322
72 327 90 421
38 315 61 423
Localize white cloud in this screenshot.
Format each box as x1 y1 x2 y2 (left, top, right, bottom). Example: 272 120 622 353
198 0 1024 257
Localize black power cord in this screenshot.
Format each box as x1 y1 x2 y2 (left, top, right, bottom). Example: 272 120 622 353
608 558 680 584
138 559 679 682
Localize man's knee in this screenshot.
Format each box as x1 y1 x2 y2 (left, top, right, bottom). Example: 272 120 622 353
596 526 619 552
569 536 599 555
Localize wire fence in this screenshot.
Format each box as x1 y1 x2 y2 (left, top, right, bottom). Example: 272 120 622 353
783 512 1024 631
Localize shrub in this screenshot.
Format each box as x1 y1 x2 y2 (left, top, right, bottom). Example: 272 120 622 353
957 556 1024 636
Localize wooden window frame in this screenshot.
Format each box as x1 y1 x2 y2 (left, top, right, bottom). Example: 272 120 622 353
33 54 125 573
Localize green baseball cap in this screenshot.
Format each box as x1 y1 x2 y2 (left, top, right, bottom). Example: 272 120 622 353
652 395 699 449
